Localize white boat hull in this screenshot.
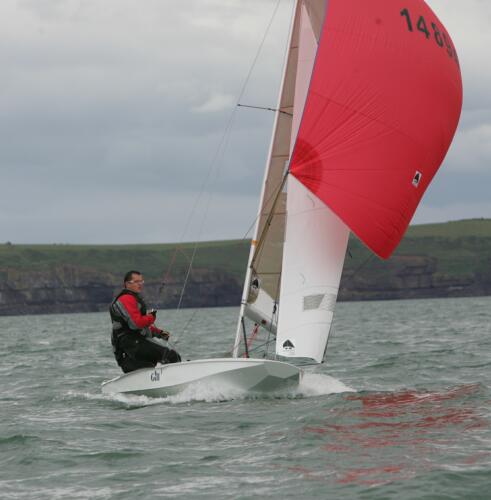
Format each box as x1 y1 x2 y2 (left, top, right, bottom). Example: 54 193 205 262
101 358 301 397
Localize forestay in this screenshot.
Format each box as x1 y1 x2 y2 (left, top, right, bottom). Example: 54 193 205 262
234 0 333 358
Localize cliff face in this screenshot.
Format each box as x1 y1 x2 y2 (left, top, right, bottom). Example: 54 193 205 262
1 255 490 316
339 255 491 301
0 265 242 316
0 266 118 315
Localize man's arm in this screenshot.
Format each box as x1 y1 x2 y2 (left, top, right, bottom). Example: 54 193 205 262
115 295 155 330
149 316 170 340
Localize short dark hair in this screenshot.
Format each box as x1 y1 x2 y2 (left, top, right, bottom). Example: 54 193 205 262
124 270 141 283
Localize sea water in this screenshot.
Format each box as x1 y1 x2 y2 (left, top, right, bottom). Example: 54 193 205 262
1 297 490 499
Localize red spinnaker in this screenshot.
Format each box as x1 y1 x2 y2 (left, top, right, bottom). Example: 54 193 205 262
290 0 463 258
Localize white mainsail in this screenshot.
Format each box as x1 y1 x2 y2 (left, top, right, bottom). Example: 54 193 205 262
234 0 348 363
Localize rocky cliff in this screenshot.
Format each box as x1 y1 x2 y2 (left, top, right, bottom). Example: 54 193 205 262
0 265 243 315
339 254 491 301
2 220 491 315
1 254 490 316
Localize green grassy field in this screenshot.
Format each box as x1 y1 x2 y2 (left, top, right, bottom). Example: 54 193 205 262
0 239 250 281
1 219 491 281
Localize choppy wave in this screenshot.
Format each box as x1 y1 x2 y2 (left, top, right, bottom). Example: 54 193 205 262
3 298 491 500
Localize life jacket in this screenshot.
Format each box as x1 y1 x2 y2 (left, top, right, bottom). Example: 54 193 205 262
109 289 182 372
109 289 148 349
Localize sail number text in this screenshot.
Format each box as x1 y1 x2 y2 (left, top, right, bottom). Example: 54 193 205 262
400 8 459 66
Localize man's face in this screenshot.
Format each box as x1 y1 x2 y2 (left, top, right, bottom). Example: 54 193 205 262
125 273 144 293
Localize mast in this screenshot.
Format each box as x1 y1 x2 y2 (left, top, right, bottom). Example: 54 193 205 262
232 0 302 358
274 0 350 363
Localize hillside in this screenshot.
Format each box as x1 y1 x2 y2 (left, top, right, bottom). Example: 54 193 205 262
1 219 490 315
339 219 491 300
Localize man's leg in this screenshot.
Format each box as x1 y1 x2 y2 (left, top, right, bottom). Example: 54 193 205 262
117 335 155 372
135 338 181 365
118 335 181 371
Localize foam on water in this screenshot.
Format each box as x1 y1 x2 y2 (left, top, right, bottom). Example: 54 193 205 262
161 373 356 403
67 372 355 408
65 389 169 408
296 372 355 396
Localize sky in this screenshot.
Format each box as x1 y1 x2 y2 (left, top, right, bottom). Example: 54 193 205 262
1 0 490 245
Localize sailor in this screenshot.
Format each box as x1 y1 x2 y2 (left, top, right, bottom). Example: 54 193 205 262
109 270 181 373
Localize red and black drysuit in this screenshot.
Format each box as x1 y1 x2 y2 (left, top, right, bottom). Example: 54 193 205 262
110 289 180 373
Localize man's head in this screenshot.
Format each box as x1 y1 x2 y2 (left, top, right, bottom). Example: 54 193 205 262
124 270 144 293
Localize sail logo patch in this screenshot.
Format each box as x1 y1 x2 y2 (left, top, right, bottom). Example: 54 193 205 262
303 294 324 311
282 339 295 355
412 171 422 187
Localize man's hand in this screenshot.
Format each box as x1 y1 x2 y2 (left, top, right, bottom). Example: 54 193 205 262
154 329 170 341
149 309 157 318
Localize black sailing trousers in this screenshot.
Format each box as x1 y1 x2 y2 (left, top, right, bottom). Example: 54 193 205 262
115 333 181 373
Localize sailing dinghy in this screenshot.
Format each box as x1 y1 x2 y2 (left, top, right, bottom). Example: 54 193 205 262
102 0 462 397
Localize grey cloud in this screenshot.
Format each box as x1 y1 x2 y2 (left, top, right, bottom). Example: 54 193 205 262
1 0 490 243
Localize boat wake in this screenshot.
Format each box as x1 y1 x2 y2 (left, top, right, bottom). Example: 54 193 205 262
65 389 170 408
297 372 355 397
69 373 354 408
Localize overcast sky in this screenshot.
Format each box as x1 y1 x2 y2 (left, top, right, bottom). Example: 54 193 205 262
1 0 490 245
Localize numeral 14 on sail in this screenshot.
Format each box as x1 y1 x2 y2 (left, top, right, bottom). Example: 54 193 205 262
400 7 459 66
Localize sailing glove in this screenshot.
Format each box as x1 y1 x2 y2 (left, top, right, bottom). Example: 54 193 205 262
154 329 170 341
